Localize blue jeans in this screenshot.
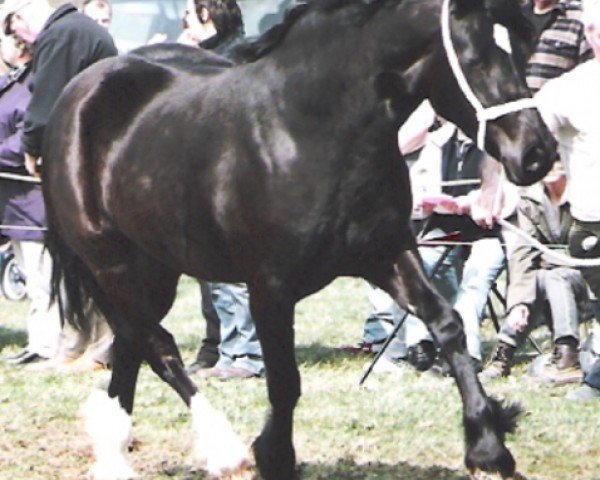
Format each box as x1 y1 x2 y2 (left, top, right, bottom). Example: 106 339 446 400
203 282 264 375
363 228 460 356
453 237 505 360
366 232 505 361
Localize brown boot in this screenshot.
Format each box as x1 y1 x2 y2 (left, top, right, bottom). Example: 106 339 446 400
534 342 582 386
480 341 515 381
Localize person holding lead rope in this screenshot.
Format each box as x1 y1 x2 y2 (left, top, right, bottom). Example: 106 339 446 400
533 0 600 401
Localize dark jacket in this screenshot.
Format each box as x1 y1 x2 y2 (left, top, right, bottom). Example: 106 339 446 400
0 65 30 172
23 3 117 157
0 66 45 241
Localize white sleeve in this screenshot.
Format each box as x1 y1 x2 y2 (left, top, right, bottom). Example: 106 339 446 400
398 100 435 155
534 77 570 134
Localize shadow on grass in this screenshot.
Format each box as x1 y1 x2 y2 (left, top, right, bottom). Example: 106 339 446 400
296 342 358 366
0 324 26 351
161 458 472 479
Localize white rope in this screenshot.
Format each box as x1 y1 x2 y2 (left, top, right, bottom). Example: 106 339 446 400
440 0 537 150
0 172 41 184
492 167 600 267
0 225 47 231
498 218 600 268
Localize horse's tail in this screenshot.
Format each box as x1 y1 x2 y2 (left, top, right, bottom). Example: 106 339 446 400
46 227 99 333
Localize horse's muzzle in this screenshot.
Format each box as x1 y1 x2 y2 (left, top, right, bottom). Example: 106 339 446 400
504 136 557 186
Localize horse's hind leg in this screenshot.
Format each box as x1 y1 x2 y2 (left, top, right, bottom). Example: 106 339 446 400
371 248 519 479
248 282 299 480
78 254 183 480
85 254 251 479
142 323 252 477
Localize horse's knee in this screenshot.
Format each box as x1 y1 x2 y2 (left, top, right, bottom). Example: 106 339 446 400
433 309 467 354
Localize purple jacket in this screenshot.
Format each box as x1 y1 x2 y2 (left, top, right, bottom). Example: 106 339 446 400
0 65 46 242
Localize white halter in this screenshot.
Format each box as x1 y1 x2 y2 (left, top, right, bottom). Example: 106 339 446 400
440 0 537 150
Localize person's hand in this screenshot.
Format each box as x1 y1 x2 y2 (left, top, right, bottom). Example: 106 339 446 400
421 194 462 215
506 304 529 333
25 153 40 178
469 189 501 229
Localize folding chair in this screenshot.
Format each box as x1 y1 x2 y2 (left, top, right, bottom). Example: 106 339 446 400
359 230 462 385
360 231 543 386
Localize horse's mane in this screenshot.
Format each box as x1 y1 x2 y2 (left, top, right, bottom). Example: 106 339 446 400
231 0 397 63
231 0 535 64
131 43 234 74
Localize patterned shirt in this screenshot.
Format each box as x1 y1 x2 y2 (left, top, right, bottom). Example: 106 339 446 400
525 0 592 93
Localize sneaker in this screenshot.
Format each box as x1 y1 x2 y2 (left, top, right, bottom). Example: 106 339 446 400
480 341 515 382
407 340 436 372
566 384 600 402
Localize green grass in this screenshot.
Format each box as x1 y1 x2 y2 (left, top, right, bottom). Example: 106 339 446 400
0 276 598 479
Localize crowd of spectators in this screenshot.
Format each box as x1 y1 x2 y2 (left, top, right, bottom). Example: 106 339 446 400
0 0 599 406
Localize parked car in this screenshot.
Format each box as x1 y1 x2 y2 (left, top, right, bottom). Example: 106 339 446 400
109 0 295 52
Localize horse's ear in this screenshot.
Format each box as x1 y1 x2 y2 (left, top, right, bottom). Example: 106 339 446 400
485 0 536 75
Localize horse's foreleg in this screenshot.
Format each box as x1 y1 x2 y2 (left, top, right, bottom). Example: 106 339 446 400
83 334 142 480
141 324 251 477
375 249 519 479
249 284 299 480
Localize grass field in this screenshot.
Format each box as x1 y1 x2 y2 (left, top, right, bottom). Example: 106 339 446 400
0 276 598 480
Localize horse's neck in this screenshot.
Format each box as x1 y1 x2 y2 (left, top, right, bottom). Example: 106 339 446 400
257 1 436 124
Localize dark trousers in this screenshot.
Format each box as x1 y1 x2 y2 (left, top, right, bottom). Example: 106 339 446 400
568 220 600 389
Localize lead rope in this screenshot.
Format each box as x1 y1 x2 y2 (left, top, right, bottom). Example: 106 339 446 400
441 0 600 267
493 169 600 267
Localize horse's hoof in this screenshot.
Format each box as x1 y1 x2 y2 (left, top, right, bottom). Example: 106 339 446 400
469 469 527 480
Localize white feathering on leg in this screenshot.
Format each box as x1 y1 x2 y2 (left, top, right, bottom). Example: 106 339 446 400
190 393 250 476
82 390 138 480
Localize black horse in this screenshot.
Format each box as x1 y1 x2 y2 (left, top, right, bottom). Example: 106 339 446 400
42 0 555 478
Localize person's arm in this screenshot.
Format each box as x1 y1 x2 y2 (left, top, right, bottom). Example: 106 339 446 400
0 118 26 170
398 101 435 156
0 83 30 171
22 32 76 159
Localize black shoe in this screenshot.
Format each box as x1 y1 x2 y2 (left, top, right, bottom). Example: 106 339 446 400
427 356 482 377
407 341 437 371
4 351 46 366
187 357 218 374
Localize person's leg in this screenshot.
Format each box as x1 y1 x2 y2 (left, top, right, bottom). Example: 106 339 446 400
12 240 61 360
567 358 600 401
72 304 114 369
404 231 461 348
210 282 263 377
362 282 407 358
453 237 505 362
189 281 221 372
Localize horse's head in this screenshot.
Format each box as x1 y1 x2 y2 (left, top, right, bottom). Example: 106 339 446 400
426 0 556 186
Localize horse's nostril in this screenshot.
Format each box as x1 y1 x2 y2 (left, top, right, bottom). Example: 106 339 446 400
523 145 547 176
